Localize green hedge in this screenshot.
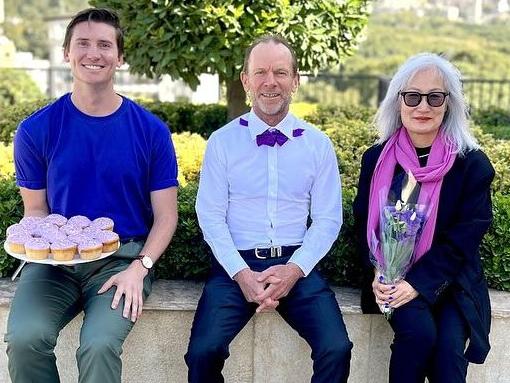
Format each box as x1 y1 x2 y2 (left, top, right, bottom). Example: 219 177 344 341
480 193 510 290
304 104 376 126
0 99 228 145
0 103 509 292
155 182 212 280
138 101 227 138
311 106 510 196
0 69 44 112
1 177 509 291
471 107 510 140
0 98 52 144
0 178 23 276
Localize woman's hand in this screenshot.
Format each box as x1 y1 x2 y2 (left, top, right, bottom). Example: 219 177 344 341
387 280 418 308
372 275 418 309
372 274 395 305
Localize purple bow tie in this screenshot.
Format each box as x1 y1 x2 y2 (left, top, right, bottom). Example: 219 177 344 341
256 129 288 147
240 117 305 147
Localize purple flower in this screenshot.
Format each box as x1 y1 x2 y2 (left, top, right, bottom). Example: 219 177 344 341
371 199 429 320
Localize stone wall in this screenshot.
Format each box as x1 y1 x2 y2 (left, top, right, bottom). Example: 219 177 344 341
0 279 509 383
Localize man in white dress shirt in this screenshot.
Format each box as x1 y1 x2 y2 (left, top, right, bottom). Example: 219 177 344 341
185 35 352 383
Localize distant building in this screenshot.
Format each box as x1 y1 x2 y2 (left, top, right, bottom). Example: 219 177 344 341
12 51 50 94
0 35 15 67
0 0 15 67
498 0 509 12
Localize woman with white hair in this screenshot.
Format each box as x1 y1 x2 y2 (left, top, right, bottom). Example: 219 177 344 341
353 53 494 383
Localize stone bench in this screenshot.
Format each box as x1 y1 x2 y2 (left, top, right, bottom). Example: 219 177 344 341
0 279 509 383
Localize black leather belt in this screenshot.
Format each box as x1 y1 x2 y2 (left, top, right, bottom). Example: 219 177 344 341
239 245 300 260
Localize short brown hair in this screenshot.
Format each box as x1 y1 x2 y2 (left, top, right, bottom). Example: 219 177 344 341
242 35 298 75
63 8 124 57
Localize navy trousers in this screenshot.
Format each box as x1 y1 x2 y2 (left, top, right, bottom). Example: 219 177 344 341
185 256 352 383
388 294 469 383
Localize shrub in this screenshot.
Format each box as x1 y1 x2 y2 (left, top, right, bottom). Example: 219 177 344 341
0 143 14 178
308 110 509 196
0 98 52 144
0 69 44 112
483 140 510 195
2 177 508 292
324 119 378 190
473 127 510 195
319 188 364 287
471 107 510 140
154 184 368 286
0 99 228 145
481 193 510 290
0 133 207 187
302 105 378 191
289 102 318 119
0 177 23 277
305 104 376 127
0 104 509 291
138 101 227 138
0 179 213 280
155 182 211 280
172 132 206 186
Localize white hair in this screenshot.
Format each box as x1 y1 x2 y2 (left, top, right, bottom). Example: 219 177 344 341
375 52 478 155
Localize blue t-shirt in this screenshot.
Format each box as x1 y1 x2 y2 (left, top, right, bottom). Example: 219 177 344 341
14 93 178 240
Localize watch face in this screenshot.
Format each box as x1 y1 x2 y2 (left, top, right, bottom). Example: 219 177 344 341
141 256 153 269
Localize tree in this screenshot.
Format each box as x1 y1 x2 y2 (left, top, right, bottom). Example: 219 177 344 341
90 0 370 119
2 0 90 59
0 68 43 112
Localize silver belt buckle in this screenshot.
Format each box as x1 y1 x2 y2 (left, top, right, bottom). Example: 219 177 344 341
271 246 282 258
255 247 267 259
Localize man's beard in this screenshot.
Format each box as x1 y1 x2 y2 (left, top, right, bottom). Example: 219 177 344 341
248 90 292 116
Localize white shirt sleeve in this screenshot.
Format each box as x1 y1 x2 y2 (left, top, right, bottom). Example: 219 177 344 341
195 135 249 278
288 138 343 276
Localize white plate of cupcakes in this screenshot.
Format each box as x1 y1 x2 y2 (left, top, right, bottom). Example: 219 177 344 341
4 214 120 265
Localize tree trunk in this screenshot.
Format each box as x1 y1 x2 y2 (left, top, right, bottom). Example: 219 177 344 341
226 78 249 121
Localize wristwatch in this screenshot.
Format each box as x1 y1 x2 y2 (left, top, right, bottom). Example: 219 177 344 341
137 254 154 270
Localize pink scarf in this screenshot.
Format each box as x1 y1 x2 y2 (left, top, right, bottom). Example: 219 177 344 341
367 127 457 265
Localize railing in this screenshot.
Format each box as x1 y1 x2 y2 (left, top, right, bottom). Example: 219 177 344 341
462 79 510 111
3 66 510 111
297 73 384 108
298 73 510 112
1 66 159 100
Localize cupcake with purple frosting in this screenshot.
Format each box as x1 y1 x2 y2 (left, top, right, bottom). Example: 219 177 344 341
25 238 50 260
6 232 32 254
43 230 68 244
60 224 83 237
6 223 29 237
68 215 91 229
51 239 77 261
20 216 44 227
19 216 44 232
83 226 104 239
78 238 103 260
32 222 59 238
91 217 114 231
68 233 91 245
96 230 120 252
45 214 68 227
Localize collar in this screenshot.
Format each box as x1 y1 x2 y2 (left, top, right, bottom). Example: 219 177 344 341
244 110 297 142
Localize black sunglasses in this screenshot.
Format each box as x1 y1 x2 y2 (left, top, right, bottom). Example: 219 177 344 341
400 91 449 107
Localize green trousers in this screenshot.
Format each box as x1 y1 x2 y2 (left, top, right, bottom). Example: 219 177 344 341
4 241 153 383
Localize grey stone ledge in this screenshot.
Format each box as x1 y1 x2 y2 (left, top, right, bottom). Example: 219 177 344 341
0 278 509 318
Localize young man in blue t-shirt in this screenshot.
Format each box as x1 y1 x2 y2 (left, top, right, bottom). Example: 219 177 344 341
6 8 178 383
